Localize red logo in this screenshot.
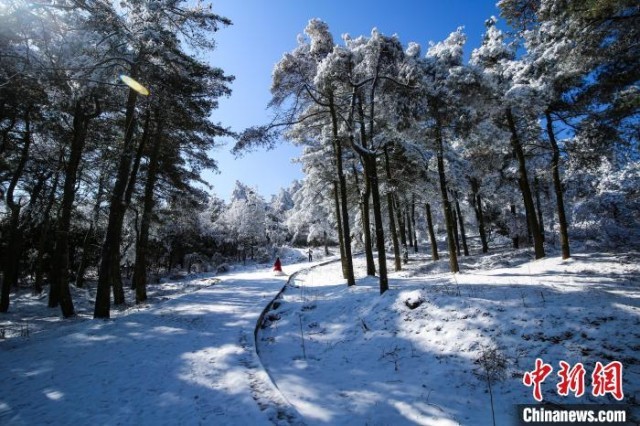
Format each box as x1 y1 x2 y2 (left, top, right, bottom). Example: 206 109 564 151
524 359 624 401
557 361 586 397
592 361 624 401
523 358 553 402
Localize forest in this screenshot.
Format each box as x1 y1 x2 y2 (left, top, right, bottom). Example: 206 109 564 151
1 0 639 321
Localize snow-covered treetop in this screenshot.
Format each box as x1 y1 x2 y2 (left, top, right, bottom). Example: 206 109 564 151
270 187 295 214
426 27 466 68
406 42 421 59
305 18 334 59
230 180 256 202
469 20 514 70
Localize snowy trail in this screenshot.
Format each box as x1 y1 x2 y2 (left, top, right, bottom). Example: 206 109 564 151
0 263 315 426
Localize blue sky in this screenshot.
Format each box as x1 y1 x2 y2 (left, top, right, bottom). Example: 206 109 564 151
204 1 502 201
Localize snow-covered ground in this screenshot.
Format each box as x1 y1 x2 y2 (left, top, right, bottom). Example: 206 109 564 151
0 249 315 426
258 249 640 425
1 248 638 425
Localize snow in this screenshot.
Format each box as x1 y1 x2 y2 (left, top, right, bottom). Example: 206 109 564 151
1 248 639 425
0 258 310 425
258 249 640 425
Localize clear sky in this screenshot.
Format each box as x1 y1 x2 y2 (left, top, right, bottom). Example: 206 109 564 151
204 0 502 201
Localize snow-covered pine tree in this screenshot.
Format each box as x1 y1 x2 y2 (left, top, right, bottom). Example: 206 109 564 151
411 28 472 272
470 18 546 259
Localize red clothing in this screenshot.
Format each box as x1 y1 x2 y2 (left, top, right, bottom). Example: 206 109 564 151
273 258 282 272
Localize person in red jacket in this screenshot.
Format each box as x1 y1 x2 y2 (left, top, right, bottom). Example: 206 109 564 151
273 257 282 273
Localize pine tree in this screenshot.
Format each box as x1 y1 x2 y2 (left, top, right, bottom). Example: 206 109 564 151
471 19 545 259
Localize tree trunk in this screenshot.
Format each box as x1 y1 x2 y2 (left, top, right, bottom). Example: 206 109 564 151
506 108 545 259
396 197 408 247
383 148 401 271
34 217 51 295
406 210 414 249
454 191 469 256
387 194 401 271
362 180 376 276
545 110 570 259
52 99 100 318
511 204 519 249
364 155 388 294
352 91 386 293
35 170 61 294
75 224 93 289
95 86 140 318
434 122 459 273
354 164 376 276
338 167 355 286
0 114 16 156
425 203 439 261
132 115 162 304
411 197 418 253
354 100 376 276
76 168 106 288
469 178 488 254
1 207 21 313
332 181 347 279
125 113 150 290
124 110 150 208
1 108 32 313
324 231 329 255
329 93 355 286
452 208 461 256
534 176 545 242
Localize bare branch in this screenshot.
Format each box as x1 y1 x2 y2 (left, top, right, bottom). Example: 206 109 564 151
232 110 327 156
